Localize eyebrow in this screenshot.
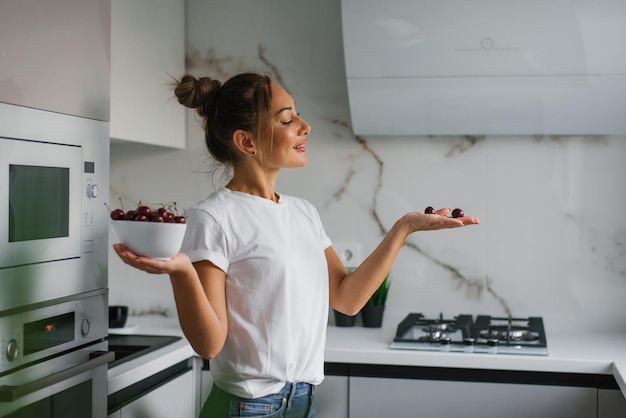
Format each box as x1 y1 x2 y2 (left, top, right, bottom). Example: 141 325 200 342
274 101 296 116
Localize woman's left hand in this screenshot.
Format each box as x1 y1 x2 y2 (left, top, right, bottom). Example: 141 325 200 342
401 208 480 233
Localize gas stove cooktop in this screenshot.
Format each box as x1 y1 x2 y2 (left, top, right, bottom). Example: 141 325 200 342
390 313 548 356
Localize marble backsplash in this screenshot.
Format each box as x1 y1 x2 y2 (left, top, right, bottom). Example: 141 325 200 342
108 0 626 333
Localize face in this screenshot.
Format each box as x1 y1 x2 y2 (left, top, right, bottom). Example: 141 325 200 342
261 83 311 169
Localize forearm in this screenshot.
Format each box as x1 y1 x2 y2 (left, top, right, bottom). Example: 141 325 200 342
330 216 411 315
329 208 479 314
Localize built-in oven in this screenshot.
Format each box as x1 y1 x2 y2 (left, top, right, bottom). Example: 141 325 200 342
0 291 112 417
0 103 109 310
0 103 111 416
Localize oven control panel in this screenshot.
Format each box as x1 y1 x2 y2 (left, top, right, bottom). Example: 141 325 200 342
0 291 107 373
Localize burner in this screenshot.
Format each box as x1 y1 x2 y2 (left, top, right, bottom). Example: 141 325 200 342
390 313 548 356
479 325 539 342
422 322 457 332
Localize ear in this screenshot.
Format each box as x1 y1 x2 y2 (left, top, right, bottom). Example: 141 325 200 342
232 129 256 156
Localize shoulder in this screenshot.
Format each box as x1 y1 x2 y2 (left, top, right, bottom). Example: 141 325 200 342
280 193 322 219
188 188 231 212
281 193 315 210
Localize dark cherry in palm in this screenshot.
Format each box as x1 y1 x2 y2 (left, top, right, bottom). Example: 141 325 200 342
451 208 464 218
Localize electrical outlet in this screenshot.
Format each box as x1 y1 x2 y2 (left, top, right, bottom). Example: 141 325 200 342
333 242 362 267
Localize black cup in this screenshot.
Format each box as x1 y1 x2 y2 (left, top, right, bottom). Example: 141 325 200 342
109 305 129 328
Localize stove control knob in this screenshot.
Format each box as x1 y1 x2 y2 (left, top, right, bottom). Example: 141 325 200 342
487 338 499 347
463 338 475 346
6 339 19 362
439 337 451 345
81 319 91 337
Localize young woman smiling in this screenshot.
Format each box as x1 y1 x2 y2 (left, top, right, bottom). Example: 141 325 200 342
113 72 479 418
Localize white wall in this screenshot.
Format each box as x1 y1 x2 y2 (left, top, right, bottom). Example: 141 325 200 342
109 0 626 333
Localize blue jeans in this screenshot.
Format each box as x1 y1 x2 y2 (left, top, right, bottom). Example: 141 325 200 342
200 382 317 418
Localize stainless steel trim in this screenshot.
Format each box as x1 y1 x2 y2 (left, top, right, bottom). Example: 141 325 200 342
0 351 114 402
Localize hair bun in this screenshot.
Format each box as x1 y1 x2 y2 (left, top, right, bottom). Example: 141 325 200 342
174 74 221 116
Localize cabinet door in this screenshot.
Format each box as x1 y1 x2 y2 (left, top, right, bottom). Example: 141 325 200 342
199 368 214 412
598 388 626 418
120 369 194 418
349 377 597 418
316 376 349 418
0 0 110 121
110 0 185 148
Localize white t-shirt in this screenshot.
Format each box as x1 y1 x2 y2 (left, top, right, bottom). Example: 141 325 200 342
181 187 332 399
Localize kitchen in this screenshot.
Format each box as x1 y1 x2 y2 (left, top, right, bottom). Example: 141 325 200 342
2 0 626 417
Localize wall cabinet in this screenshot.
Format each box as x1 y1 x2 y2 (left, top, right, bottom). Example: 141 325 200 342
0 0 110 121
110 0 185 148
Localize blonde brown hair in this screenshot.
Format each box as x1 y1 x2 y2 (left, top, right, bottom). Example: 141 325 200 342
174 73 273 165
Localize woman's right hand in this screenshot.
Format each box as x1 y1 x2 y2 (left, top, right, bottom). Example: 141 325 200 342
113 243 193 276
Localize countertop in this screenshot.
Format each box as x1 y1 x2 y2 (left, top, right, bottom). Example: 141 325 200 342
107 315 626 397
107 315 195 394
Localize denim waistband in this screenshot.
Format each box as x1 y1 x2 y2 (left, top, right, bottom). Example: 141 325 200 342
277 382 314 408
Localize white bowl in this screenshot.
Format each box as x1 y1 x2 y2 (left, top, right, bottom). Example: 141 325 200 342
111 220 187 260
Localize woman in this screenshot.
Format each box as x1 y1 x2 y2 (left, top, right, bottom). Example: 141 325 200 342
113 72 479 418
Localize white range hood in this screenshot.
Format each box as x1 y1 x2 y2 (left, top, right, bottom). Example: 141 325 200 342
341 0 626 136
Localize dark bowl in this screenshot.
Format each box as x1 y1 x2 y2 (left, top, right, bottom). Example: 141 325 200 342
109 305 129 328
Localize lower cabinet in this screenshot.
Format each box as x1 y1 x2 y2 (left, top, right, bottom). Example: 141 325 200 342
108 361 195 418
129 358 626 418
349 376 597 418
198 359 214 412
599 388 626 418
316 375 349 418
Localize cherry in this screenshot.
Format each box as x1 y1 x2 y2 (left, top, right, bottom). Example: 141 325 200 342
157 208 174 222
136 205 152 217
451 208 464 218
109 200 185 223
150 214 164 222
110 208 125 220
424 206 436 215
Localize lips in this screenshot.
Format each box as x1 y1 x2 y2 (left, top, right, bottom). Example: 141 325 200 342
293 141 307 151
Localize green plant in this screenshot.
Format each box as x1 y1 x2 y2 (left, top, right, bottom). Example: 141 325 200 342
366 275 390 306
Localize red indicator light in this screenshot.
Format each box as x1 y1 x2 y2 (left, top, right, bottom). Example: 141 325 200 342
45 324 54 332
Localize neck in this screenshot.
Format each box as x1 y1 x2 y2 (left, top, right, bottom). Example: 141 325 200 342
226 168 279 202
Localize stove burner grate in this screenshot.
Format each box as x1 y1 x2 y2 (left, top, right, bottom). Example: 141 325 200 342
479 325 539 342
390 313 548 356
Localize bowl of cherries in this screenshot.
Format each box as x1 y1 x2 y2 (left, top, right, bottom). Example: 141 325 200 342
108 201 187 260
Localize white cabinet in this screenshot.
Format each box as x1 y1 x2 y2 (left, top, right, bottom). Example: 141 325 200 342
349 376 598 418
316 375 349 418
0 0 110 121
110 0 185 148
109 368 194 418
198 359 213 413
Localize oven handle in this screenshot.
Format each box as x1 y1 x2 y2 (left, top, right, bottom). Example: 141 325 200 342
0 350 114 402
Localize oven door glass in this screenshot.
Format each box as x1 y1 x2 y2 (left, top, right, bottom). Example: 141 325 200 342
4 379 93 418
0 137 82 268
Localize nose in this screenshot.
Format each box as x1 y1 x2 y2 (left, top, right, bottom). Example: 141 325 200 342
299 116 311 136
